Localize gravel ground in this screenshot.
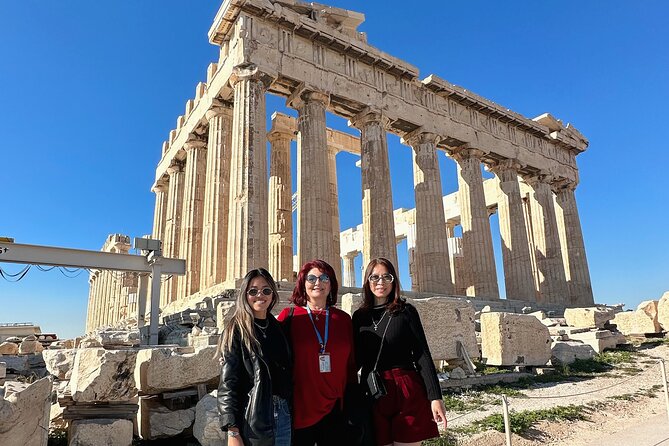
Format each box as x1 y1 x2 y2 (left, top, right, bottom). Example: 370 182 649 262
443 342 669 445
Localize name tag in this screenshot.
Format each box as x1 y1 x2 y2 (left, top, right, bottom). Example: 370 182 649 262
319 353 331 373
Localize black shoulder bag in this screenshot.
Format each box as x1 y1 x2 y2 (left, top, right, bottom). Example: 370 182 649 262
366 314 391 400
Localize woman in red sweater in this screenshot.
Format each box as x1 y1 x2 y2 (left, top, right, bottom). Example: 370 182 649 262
278 259 356 446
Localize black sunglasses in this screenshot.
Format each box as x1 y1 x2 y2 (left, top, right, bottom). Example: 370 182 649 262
248 287 273 297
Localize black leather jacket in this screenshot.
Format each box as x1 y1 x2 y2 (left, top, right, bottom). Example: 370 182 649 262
217 315 290 446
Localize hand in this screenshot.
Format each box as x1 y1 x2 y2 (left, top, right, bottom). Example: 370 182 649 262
431 399 447 429
227 428 243 446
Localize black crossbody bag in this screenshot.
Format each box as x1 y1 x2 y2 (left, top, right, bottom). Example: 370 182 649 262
366 315 391 400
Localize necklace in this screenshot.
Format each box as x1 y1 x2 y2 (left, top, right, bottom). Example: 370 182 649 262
254 319 269 338
372 310 388 331
309 306 326 321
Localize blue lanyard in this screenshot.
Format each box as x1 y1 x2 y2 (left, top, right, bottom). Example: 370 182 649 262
306 305 329 354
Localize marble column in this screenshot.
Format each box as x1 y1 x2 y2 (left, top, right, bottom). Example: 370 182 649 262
268 122 294 281
327 144 342 279
451 148 499 298
293 91 336 271
226 66 271 284
201 102 233 290
350 109 398 268
524 173 568 303
86 275 96 332
491 159 536 301
446 222 467 296
151 179 168 244
178 137 208 298
341 253 357 287
404 131 453 293
163 161 185 304
406 223 418 291
554 180 594 305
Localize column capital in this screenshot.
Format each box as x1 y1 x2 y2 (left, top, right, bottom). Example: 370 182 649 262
450 146 486 163
166 160 185 175
488 158 523 176
348 107 390 130
286 84 330 110
267 127 295 143
401 128 441 147
229 64 274 89
551 177 578 193
522 170 555 187
205 99 233 121
151 178 168 193
184 137 208 151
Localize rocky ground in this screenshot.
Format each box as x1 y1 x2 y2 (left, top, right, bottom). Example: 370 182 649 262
440 341 669 446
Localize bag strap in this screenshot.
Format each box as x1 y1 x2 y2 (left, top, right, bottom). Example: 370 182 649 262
372 313 391 372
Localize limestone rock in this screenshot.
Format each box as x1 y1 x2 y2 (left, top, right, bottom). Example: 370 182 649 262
50 401 66 430
480 312 551 366
70 348 138 402
48 339 74 349
0 376 52 446
567 330 625 353
94 328 140 347
216 301 236 332
551 341 596 365
564 307 615 329
449 367 467 379
42 349 76 380
407 296 480 361
69 418 133 446
612 302 661 335
78 338 102 348
138 398 196 440
341 293 364 316
657 292 669 331
0 362 5 379
134 346 219 394
18 337 43 355
0 342 18 355
193 390 226 446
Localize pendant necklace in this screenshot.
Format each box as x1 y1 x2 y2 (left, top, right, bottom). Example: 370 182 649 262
372 310 388 331
254 319 268 338
311 307 325 321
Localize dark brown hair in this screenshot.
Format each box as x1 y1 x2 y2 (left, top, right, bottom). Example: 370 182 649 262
290 259 339 307
360 257 405 314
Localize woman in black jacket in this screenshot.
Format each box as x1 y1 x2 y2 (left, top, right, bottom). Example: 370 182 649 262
352 258 446 446
217 268 292 446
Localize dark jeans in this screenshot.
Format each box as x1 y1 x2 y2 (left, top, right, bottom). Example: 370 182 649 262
292 403 346 446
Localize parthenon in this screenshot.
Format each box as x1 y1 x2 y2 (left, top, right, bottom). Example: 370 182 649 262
86 0 593 331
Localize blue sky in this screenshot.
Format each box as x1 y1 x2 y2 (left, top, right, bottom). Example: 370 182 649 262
1 1 667 339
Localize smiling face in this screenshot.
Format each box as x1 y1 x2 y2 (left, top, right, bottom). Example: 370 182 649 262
246 276 273 318
369 263 393 303
305 267 331 307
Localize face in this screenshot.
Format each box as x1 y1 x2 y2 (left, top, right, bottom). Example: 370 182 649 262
246 276 273 318
369 264 393 301
305 267 331 304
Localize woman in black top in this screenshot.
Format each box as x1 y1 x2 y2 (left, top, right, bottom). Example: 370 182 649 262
352 258 446 446
217 268 292 446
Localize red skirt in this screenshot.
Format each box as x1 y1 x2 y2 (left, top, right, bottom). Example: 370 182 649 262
372 368 439 445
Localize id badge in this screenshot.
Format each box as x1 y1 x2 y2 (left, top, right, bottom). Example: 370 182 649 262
318 353 331 373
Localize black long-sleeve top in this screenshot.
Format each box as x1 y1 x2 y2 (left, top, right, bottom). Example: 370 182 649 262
253 318 292 399
352 302 441 401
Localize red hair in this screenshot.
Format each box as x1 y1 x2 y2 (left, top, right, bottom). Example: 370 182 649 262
291 259 339 307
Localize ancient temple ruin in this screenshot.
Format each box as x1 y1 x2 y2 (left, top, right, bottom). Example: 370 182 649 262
86 0 593 331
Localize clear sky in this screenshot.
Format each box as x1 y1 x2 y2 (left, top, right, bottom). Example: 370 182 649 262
1 1 667 340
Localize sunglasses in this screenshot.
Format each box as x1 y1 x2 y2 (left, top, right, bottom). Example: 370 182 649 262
368 273 394 284
247 287 273 297
306 274 330 284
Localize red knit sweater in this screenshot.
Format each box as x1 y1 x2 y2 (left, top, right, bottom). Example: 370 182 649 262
278 305 356 429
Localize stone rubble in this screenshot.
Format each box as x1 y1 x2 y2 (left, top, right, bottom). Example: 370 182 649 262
0 376 52 446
